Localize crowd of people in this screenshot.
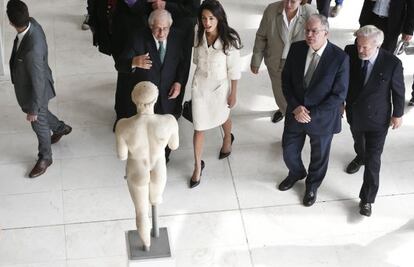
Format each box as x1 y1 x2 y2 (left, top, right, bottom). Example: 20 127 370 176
5 0 414 218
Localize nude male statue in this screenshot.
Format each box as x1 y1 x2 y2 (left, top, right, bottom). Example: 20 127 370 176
115 81 179 250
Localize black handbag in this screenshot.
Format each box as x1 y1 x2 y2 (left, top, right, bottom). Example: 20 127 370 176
182 100 193 122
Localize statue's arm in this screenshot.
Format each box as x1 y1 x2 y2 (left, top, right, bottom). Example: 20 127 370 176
168 119 179 151
116 133 128 161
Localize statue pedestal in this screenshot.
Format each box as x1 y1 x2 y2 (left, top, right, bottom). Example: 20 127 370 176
126 228 175 267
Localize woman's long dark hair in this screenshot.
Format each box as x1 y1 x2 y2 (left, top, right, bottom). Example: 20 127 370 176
196 0 242 54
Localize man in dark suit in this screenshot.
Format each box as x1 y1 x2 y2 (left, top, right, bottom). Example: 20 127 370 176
278 14 349 207
7 0 72 178
146 0 200 112
359 0 414 53
116 9 189 160
111 1 147 124
344 25 405 217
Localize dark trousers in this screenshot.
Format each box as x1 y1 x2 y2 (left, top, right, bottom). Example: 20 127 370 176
368 13 397 52
282 130 334 192
30 105 66 160
114 71 136 120
411 74 414 98
307 0 330 17
350 127 388 203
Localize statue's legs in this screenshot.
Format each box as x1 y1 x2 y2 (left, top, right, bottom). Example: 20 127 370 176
149 159 167 205
126 164 151 248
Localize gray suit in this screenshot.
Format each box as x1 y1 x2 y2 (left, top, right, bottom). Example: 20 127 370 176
9 18 65 160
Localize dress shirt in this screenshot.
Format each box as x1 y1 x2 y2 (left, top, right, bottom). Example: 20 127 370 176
16 22 31 50
304 40 328 76
153 35 167 51
373 0 390 17
362 48 379 85
281 8 301 59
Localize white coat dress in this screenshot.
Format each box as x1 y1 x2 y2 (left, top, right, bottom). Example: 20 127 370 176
191 32 241 131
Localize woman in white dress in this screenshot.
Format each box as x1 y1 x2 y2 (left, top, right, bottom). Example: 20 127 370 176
189 0 242 188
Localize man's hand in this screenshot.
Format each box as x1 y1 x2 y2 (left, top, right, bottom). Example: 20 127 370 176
402 34 413 42
148 0 166 9
390 116 402 129
26 113 38 122
293 105 311 123
132 53 152 69
250 66 259 74
168 82 181 99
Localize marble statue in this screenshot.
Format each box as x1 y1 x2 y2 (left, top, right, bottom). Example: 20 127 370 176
115 81 179 250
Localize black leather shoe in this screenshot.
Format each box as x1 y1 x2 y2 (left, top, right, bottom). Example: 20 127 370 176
303 190 317 207
190 160 205 188
359 202 372 217
409 97 414 106
278 173 306 191
29 159 53 178
345 157 363 174
271 110 284 123
51 125 72 144
219 134 235 159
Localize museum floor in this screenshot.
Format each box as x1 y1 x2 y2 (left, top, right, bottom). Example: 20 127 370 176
1 0 414 266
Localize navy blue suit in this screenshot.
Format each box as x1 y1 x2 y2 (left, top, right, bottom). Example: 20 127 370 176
345 45 405 203
282 40 349 192
116 28 189 119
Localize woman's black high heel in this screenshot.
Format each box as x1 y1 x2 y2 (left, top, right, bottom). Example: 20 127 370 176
189 160 205 188
219 133 234 159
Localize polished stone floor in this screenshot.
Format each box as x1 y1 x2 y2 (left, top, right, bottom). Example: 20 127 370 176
1 0 414 266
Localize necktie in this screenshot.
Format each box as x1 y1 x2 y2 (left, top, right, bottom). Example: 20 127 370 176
304 52 319 88
361 60 369 86
13 36 18 52
158 41 166 64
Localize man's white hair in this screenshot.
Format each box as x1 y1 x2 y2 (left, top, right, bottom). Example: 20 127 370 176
354 25 384 47
148 9 173 27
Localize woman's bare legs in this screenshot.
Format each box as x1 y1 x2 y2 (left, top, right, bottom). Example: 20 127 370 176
191 130 205 182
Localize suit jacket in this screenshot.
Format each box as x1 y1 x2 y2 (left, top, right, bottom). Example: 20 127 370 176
116 28 189 117
282 40 349 135
111 1 147 58
345 45 405 131
359 0 414 42
9 18 55 115
251 2 318 74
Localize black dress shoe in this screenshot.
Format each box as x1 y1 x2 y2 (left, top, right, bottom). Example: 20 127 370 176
190 160 205 188
345 157 363 174
51 125 72 144
359 202 372 217
303 190 317 207
278 173 306 191
271 110 284 123
409 97 414 106
219 133 235 159
29 159 53 178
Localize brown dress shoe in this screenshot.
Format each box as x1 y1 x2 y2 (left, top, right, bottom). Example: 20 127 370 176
29 159 53 178
51 125 72 144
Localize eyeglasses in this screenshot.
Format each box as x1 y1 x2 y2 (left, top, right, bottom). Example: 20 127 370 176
304 29 326 35
152 26 170 33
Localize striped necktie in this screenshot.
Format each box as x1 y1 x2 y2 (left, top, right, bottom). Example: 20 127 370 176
304 52 319 88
